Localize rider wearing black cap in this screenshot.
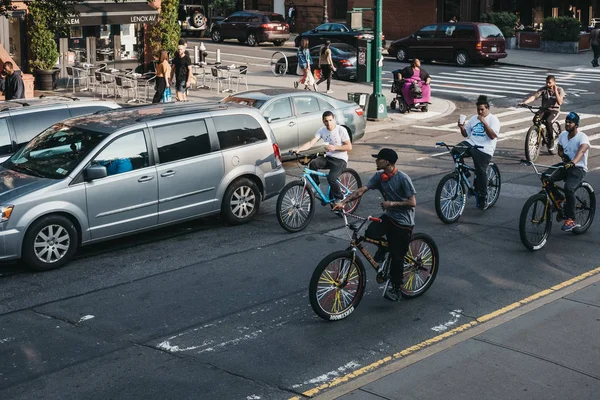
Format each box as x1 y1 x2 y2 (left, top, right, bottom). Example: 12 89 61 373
335 148 416 302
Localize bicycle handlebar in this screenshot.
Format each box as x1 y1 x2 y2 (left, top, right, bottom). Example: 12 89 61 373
520 159 562 176
518 104 552 114
435 141 483 151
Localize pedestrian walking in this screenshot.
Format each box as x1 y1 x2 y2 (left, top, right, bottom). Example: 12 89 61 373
590 23 600 68
294 38 314 90
1 61 24 100
316 41 336 93
170 44 193 102
152 50 171 104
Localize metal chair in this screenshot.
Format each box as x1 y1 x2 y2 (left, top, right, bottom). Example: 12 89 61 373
115 75 139 103
210 68 229 93
65 66 88 93
230 65 248 92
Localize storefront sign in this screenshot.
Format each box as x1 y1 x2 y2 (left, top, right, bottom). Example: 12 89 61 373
131 15 156 23
69 3 159 26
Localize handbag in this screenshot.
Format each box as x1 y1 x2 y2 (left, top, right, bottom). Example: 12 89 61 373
161 86 172 103
301 70 315 86
296 64 303 76
313 69 321 80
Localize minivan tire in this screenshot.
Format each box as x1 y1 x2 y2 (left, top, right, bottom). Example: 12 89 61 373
222 178 261 225
211 29 223 43
22 215 79 272
395 48 408 62
455 50 470 66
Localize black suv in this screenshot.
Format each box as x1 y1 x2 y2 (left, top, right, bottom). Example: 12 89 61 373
211 10 290 47
178 0 207 37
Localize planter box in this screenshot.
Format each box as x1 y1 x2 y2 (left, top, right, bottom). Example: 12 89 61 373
518 32 541 49
505 37 516 49
541 40 579 53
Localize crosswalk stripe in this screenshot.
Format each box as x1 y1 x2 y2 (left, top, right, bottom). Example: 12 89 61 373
433 76 542 91
436 108 529 128
496 66 542 73
382 83 506 98
438 71 580 86
431 83 529 95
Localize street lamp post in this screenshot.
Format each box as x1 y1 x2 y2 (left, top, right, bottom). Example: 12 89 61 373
366 0 387 120
323 0 329 23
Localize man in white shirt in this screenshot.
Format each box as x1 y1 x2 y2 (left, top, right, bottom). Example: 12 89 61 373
548 112 591 232
455 95 501 210
296 111 352 204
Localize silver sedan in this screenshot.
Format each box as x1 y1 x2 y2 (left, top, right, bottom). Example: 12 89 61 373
222 89 366 158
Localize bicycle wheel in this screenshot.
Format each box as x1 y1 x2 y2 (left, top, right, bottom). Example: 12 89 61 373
519 193 552 250
401 233 439 299
486 162 501 208
435 173 466 224
270 51 288 76
339 168 363 214
309 250 367 321
276 181 315 233
572 182 596 235
547 121 561 155
524 126 542 162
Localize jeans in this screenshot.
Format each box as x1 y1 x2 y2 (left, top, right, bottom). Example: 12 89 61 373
546 165 585 220
152 77 167 104
308 156 347 200
365 215 413 287
451 141 492 201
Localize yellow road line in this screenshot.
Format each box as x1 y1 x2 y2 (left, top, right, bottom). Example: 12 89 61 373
291 266 600 399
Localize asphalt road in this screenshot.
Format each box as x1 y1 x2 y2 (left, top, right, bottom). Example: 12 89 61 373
1 102 599 399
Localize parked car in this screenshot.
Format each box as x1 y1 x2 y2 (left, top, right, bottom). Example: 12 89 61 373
0 96 120 163
221 89 366 158
387 22 507 66
211 10 290 46
295 23 385 48
280 43 357 81
178 0 207 37
0 102 286 271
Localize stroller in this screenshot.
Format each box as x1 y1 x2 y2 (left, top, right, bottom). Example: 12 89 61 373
390 69 430 113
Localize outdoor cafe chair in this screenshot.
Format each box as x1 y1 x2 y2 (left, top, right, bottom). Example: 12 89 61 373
229 65 248 93
66 66 88 93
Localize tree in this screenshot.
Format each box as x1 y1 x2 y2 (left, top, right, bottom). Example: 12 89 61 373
148 0 180 57
28 0 60 70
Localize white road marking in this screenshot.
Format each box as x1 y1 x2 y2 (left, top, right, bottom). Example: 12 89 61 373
246 395 261 400
438 71 581 86
291 361 362 389
78 315 95 323
0 337 14 344
433 76 543 91
382 84 506 98
431 310 463 332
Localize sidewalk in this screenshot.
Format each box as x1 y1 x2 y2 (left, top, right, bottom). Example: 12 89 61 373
312 269 600 400
499 48 600 72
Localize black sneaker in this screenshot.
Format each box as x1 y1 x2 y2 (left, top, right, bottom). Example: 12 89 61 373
383 282 401 302
373 247 386 263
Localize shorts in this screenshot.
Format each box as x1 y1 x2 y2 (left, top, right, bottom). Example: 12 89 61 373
175 81 187 93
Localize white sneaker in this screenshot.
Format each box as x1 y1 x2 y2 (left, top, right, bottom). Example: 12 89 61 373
326 90 333 94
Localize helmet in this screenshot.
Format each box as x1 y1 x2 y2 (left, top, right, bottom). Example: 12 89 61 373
566 112 580 126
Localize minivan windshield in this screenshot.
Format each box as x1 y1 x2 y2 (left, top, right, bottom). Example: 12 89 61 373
2 124 108 179
479 25 504 38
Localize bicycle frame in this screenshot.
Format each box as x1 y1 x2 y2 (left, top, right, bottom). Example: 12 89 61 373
521 160 565 218
302 168 354 205
437 142 479 195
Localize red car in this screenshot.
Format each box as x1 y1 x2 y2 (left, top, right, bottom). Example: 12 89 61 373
387 22 507 66
211 10 290 47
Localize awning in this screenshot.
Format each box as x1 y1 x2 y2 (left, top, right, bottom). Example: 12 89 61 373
69 1 159 26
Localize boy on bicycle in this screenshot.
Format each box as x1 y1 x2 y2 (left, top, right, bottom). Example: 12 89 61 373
334 148 416 302
296 111 352 205
548 112 590 232
456 95 500 210
519 75 564 149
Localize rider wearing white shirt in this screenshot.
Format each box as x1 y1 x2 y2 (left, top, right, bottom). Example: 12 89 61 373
548 112 591 232
455 95 500 210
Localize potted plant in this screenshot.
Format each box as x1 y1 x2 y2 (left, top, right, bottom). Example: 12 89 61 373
541 17 582 53
481 12 517 49
28 0 60 90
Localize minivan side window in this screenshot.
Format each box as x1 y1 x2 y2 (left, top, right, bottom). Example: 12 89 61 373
153 120 211 163
92 131 149 176
11 109 71 144
435 25 456 38
416 25 437 39
0 118 12 155
455 25 476 39
214 115 267 150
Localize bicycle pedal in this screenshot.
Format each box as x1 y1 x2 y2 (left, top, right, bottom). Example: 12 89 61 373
376 272 387 284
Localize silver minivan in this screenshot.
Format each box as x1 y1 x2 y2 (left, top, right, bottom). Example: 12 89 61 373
0 102 286 271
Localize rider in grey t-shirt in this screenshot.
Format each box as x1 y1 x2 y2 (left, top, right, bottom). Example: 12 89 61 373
366 169 416 227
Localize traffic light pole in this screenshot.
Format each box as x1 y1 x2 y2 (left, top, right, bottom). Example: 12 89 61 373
366 0 387 121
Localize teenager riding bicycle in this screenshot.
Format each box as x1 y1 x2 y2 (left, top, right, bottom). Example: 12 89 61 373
295 111 352 206
455 95 500 210
519 75 565 149
546 112 591 232
334 148 416 302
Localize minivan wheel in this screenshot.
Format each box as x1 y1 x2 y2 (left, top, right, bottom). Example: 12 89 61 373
247 33 258 47
222 178 261 225
22 215 79 271
455 51 470 66
395 48 408 62
211 29 223 43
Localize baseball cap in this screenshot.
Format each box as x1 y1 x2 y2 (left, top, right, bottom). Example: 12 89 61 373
566 112 580 126
372 148 398 164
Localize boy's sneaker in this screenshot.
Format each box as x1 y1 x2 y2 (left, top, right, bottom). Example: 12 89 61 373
561 218 578 232
383 281 401 302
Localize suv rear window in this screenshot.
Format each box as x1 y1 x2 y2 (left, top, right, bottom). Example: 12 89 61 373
214 115 267 150
478 25 504 38
264 14 285 23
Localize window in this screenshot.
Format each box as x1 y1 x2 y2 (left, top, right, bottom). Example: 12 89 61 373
263 99 293 121
293 96 320 115
478 25 503 38
416 25 437 39
0 118 12 155
11 109 71 145
92 131 148 176
214 115 267 150
435 25 456 38
455 24 476 39
318 98 333 111
317 24 331 32
153 120 211 163
331 24 347 32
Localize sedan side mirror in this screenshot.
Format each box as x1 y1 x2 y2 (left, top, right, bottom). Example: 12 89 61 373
265 117 273 123
84 165 107 181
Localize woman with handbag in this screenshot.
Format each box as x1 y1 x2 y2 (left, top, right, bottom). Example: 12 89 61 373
316 40 335 93
152 50 171 103
294 38 314 90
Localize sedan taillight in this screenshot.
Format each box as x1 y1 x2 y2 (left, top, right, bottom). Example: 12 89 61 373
340 59 353 67
355 108 364 116
273 143 282 163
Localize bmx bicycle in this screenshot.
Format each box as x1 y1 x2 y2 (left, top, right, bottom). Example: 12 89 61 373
519 104 561 162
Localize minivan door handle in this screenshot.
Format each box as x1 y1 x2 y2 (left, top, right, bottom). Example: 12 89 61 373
160 170 176 177
288 121 296 127
138 176 155 182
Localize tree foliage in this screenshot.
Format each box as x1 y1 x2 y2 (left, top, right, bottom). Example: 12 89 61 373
542 17 582 42
480 12 517 38
28 0 60 70
148 0 180 58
